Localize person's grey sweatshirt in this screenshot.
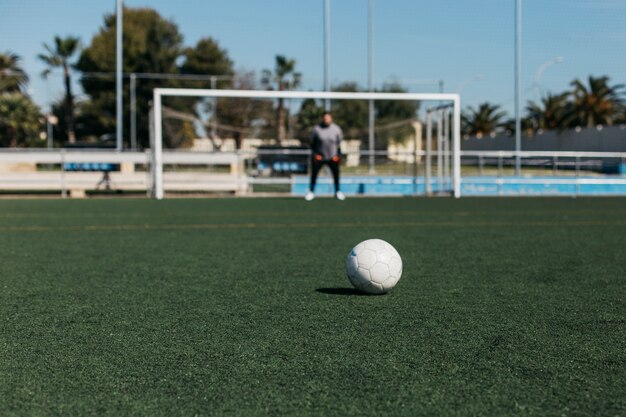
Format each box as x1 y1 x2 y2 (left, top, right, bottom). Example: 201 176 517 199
311 123 343 160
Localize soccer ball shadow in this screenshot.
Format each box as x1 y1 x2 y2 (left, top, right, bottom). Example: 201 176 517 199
315 287 384 296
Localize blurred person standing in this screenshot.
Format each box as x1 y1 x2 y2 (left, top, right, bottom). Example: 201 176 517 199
305 111 345 201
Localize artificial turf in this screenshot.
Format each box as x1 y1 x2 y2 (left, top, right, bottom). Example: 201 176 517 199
0 197 624 416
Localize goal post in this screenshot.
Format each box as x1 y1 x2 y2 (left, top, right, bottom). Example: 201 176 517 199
152 88 461 199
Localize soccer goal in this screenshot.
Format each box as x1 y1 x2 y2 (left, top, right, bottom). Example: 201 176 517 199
151 88 461 199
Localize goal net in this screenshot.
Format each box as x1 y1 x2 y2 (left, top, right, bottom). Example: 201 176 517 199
152 88 461 199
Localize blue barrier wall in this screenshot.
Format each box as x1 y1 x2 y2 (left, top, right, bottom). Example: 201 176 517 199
292 175 626 196
64 163 118 172
292 176 452 196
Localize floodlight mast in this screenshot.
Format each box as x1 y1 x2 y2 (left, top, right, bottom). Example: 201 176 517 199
514 0 522 175
116 0 123 152
152 91 163 199
323 0 331 111
151 89 461 200
453 95 461 199
367 0 375 174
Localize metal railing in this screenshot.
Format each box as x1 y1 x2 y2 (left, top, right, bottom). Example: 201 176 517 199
0 148 625 197
460 150 626 177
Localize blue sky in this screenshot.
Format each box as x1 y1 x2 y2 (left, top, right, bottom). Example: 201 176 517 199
1 0 625 115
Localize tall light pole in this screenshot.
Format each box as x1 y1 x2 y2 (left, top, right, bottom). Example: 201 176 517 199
368 0 375 174
210 76 219 140
514 0 522 175
533 56 564 101
47 115 58 149
130 72 136 150
323 0 330 110
116 0 123 151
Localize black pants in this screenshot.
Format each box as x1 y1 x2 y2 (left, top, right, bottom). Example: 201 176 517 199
310 158 340 193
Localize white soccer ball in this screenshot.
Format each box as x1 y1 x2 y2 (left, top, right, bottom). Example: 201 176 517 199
345 239 403 294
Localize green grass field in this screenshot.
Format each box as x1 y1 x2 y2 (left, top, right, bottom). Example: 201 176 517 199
1 197 624 416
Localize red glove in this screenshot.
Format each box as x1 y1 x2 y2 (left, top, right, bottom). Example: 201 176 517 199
331 155 341 163
314 154 323 162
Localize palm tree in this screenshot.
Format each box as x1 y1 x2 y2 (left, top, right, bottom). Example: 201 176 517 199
261 55 301 143
0 93 41 147
0 52 29 94
569 75 624 128
38 36 80 143
462 103 507 137
525 92 570 131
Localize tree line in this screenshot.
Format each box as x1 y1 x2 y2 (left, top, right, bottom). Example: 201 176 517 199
462 76 625 138
0 7 420 149
1 6 625 148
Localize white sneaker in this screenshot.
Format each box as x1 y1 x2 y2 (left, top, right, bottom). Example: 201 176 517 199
305 191 315 201
335 191 346 201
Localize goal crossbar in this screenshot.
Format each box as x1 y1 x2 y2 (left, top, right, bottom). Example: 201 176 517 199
154 88 460 102
152 88 461 199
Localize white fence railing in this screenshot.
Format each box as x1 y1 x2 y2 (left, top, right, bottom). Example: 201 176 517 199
0 149 625 197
